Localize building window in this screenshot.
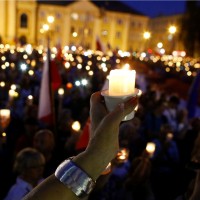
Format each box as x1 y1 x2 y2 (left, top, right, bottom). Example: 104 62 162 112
103 17 108 23
131 21 135 27
71 13 79 20
40 11 45 17
102 30 108 36
20 13 28 28
116 31 121 38
71 26 75 34
117 19 123 25
56 12 62 19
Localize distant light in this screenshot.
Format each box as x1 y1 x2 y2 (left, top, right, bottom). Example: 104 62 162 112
81 79 88 86
157 42 163 48
25 44 33 54
47 16 54 24
43 24 49 31
143 31 151 39
28 70 34 76
71 46 76 51
77 64 82 69
160 48 165 54
0 82 5 87
20 63 27 71
66 82 73 89
75 80 81 86
28 95 33 100
11 84 17 90
168 25 176 34
72 121 81 132
2 132 6 137
72 32 78 37
58 88 64 96
141 52 146 58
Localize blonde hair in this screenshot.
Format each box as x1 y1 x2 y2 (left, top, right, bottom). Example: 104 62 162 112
13 147 45 174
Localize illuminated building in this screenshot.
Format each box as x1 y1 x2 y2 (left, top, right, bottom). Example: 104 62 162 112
0 0 149 51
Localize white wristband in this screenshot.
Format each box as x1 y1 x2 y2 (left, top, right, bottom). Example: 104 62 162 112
55 158 96 198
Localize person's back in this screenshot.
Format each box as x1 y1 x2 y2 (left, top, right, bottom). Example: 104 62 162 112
4 147 45 200
33 129 60 177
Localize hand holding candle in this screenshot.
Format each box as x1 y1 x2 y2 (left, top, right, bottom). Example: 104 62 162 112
101 69 141 121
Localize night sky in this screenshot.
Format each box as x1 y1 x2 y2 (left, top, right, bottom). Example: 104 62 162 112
122 1 186 17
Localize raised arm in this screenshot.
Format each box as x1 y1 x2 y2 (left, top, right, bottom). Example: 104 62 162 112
23 91 138 200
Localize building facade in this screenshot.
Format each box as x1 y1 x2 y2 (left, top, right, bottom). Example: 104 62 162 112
0 0 150 52
0 0 186 54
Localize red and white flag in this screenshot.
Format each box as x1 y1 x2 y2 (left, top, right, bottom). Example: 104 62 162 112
96 35 106 53
38 49 54 126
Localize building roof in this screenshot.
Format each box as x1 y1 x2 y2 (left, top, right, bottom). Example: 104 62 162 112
91 1 144 15
37 0 144 16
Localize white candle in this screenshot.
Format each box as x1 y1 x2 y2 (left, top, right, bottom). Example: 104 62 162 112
146 142 156 157
109 69 136 96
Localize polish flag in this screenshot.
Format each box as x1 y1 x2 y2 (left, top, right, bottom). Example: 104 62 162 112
38 49 54 127
96 35 106 53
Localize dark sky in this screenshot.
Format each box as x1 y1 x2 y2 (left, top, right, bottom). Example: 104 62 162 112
122 1 186 17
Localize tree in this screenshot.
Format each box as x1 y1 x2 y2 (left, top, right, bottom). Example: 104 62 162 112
180 0 200 57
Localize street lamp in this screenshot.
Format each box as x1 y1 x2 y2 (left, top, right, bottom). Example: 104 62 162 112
168 25 176 35
40 16 55 47
168 25 177 54
143 31 151 51
143 31 151 40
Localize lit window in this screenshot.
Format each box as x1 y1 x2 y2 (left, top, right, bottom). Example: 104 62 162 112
71 13 79 20
102 30 108 36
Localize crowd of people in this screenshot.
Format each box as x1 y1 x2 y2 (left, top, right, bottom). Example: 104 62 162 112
0 46 200 200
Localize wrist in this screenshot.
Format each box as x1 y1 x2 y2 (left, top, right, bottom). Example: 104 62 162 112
55 157 96 198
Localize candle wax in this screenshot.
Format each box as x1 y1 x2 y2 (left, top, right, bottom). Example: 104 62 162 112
109 69 136 96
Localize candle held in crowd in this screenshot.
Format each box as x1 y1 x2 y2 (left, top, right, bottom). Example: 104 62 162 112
108 69 136 96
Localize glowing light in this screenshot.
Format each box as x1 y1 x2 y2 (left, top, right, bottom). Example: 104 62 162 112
58 88 64 96
75 80 81 86
2 132 6 137
160 49 165 54
157 42 163 48
28 95 33 100
143 31 151 39
20 63 27 71
141 52 146 58
168 25 176 34
25 44 33 55
43 24 49 31
81 79 88 86
0 82 5 87
65 62 70 69
72 121 81 132
77 64 82 69
88 71 93 76
72 32 78 37
85 66 90 71
11 84 17 90
66 82 73 89
146 142 156 156
47 16 54 24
